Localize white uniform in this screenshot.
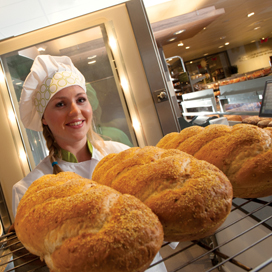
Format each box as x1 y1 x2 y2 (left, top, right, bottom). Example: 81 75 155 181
12 141 130 216
12 140 167 272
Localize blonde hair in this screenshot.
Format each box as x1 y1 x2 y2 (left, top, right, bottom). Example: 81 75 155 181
42 124 105 174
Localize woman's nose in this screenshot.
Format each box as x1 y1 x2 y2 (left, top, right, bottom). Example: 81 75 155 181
69 102 80 115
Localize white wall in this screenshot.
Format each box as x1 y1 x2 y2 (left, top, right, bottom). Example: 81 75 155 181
227 39 272 74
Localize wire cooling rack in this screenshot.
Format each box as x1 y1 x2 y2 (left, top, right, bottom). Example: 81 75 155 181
0 197 271 272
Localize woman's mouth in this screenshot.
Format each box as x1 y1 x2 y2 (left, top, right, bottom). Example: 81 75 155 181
67 120 84 127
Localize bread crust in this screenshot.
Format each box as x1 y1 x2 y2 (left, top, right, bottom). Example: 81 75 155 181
156 124 272 198
92 146 233 242
15 173 163 272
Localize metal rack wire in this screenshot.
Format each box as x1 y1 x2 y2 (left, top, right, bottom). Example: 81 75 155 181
0 197 271 272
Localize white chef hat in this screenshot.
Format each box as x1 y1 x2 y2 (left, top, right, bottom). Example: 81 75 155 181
19 55 86 131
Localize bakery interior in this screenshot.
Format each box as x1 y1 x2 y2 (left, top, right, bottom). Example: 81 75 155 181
0 0 272 271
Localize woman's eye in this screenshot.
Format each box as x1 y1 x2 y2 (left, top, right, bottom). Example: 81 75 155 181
78 97 87 103
56 101 64 107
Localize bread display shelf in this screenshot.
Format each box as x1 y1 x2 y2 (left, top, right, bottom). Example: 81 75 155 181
182 111 258 116
1 197 271 272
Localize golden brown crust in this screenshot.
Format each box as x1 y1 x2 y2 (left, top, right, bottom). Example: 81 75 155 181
156 124 272 198
92 146 233 242
177 124 231 155
156 126 204 150
225 115 243 121
264 127 272 136
242 116 261 125
257 119 272 128
15 173 163 272
234 149 272 197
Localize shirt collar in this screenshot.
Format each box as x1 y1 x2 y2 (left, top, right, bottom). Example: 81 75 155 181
61 140 93 163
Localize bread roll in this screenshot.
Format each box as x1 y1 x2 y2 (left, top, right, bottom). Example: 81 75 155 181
92 146 233 242
225 115 242 122
15 172 163 272
242 116 261 125
157 124 272 198
257 119 272 128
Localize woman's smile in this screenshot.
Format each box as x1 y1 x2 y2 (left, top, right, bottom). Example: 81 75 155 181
42 85 93 148
66 120 85 127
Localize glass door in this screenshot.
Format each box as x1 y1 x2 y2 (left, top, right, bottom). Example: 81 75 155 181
0 1 177 219
1 24 136 167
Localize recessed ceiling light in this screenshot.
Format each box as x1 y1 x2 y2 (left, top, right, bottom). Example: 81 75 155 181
203 27 207 30
185 46 190 49
168 37 176 42
174 30 185 35
190 61 193 64
247 12 255 17
254 27 260 30
88 55 97 59
218 45 224 48
88 60 96 64
225 42 230 45
178 42 184 46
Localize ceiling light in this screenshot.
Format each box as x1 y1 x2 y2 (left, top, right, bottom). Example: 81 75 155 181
37 47 45 51
254 27 260 30
218 45 224 48
204 53 209 56
178 42 184 46
203 27 207 30
225 42 230 45
185 46 190 49
190 61 193 64
247 12 255 17
174 30 185 35
168 38 176 42
88 55 96 59
88 60 96 64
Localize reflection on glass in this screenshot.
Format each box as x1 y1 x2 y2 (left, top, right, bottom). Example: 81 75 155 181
2 24 134 167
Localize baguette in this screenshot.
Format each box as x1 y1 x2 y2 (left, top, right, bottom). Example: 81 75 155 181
157 124 272 198
15 172 164 272
92 146 233 242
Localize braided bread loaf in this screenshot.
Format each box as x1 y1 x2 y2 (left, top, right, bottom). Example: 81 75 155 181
156 124 272 198
92 146 233 242
15 172 163 272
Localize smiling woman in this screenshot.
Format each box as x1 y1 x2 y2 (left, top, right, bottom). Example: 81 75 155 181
11 55 167 271
12 55 131 217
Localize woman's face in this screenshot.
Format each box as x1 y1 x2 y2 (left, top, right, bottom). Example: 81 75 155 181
42 85 93 148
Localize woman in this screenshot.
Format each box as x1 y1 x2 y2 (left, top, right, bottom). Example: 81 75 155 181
12 55 130 216
12 55 167 272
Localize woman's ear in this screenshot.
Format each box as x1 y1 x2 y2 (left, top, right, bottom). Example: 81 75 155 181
42 117 48 125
